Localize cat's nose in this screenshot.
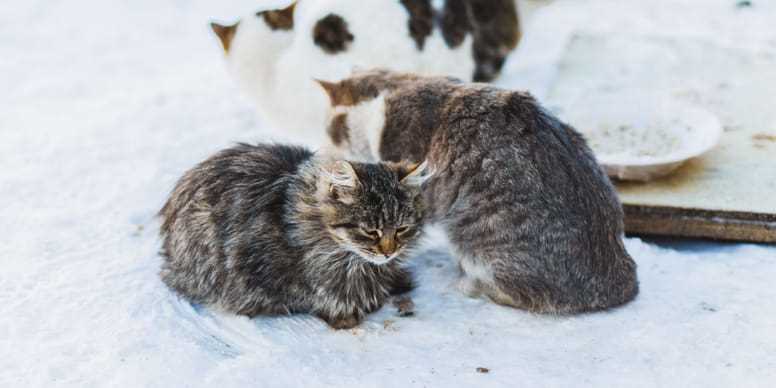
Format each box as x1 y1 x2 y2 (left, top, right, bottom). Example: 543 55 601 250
378 233 397 256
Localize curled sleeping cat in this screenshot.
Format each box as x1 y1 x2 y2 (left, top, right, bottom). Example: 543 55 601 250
210 0 521 145
317 70 639 314
159 143 431 329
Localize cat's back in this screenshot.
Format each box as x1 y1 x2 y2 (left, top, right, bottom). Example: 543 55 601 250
210 143 312 184
161 143 312 220
182 143 313 242
423 82 623 233
211 142 313 221
505 91 621 217
432 83 637 311
159 144 313 306
442 84 612 191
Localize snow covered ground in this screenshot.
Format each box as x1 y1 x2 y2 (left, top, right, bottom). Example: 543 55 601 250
2 0 776 387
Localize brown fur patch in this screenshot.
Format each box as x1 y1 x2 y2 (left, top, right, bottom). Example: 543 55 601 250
317 79 355 106
210 22 238 52
400 0 434 50
259 2 295 31
328 113 350 145
313 14 355 54
386 160 423 181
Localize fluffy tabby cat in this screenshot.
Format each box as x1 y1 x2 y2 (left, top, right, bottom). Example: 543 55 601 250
317 70 639 314
210 0 520 145
159 143 431 329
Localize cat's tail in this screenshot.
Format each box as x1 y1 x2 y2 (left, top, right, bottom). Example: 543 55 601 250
491 251 639 315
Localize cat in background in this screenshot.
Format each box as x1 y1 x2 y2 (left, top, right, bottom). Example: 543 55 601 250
210 0 520 145
159 143 431 329
316 70 638 314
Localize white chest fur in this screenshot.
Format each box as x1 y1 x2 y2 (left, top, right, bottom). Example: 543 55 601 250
330 93 388 162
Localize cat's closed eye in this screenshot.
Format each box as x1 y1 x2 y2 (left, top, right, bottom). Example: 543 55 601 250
360 228 381 239
396 226 417 240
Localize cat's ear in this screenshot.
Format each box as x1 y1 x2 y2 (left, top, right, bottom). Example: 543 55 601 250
324 160 360 203
210 21 238 52
400 160 433 187
315 79 353 106
262 2 296 29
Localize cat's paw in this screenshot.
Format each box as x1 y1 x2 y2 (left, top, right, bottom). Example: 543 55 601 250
457 276 483 298
391 295 415 317
320 314 362 330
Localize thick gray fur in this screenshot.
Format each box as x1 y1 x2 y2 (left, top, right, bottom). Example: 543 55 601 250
321 71 638 314
159 143 427 328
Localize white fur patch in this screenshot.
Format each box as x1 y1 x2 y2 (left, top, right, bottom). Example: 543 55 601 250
347 94 385 160
324 94 385 163
459 255 494 285
227 15 292 104
452 246 498 299
455 251 517 306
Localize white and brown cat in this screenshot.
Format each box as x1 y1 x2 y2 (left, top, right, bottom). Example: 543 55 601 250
210 0 522 145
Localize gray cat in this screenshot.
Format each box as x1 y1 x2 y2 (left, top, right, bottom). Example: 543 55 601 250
159 143 431 329
317 70 638 314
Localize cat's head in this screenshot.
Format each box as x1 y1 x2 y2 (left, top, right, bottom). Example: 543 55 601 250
316 70 412 155
316 70 457 155
210 3 296 93
316 69 422 107
317 159 431 265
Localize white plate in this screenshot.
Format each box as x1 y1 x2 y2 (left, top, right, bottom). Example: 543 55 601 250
562 100 723 182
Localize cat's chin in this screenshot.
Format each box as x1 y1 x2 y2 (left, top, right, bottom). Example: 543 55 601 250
355 252 399 266
362 257 392 266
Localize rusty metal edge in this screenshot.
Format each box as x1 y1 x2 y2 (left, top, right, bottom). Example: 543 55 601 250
623 204 776 244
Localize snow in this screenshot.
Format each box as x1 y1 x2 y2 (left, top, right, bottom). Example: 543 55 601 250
2 0 776 387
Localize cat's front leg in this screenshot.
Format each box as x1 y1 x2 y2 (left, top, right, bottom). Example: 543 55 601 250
388 267 415 295
387 268 416 316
